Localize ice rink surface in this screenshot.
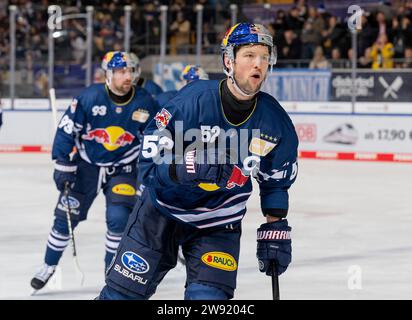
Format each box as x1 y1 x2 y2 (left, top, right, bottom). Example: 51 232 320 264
1 153 411 300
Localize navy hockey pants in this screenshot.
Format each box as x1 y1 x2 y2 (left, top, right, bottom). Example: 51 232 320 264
45 159 137 269
102 190 242 299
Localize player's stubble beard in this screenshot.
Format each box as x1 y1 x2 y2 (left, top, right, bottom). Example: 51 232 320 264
233 69 265 96
111 80 132 96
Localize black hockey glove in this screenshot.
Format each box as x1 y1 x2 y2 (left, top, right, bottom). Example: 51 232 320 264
53 160 77 192
256 219 292 276
170 149 234 188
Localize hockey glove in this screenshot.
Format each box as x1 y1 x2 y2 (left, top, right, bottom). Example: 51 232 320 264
170 149 234 188
256 219 291 276
53 160 77 192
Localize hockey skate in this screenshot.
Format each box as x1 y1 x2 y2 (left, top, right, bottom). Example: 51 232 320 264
30 264 57 293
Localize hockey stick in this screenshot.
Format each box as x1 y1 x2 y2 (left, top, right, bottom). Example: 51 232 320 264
64 182 85 286
271 261 280 300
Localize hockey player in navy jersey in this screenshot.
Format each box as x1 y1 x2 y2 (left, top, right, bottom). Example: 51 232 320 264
30 51 159 291
98 23 298 300
155 64 209 107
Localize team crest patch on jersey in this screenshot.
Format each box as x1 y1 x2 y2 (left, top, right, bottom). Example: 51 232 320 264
132 109 150 123
154 108 172 131
112 184 136 196
201 252 237 271
70 99 78 113
249 136 277 156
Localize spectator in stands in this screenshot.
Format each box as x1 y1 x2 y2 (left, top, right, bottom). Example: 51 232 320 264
307 6 325 36
142 2 160 55
272 9 287 35
309 46 330 69
278 29 301 61
358 47 373 69
285 6 304 34
321 15 345 58
0 24 9 69
170 11 191 55
392 15 412 58
330 47 343 68
69 31 86 64
359 13 378 56
400 46 412 68
345 48 358 68
295 0 308 20
34 70 48 98
374 11 393 42
369 34 395 69
301 20 321 59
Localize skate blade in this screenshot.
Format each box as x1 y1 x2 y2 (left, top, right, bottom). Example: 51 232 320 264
30 288 39 296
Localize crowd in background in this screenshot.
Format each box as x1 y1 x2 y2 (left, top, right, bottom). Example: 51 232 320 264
2 0 412 97
2 0 412 68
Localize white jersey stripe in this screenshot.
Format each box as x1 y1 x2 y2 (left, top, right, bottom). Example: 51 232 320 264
196 215 244 229
156 192 252 212
170 200 248 223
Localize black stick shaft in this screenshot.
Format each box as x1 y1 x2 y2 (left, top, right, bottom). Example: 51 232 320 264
272 261 280 300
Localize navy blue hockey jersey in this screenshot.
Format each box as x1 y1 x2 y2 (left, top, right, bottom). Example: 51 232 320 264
142 79 163 96
52 84 159 166
155 90 178 107
139 80 298 229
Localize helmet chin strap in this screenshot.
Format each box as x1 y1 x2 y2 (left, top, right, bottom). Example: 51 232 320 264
105 70 113 87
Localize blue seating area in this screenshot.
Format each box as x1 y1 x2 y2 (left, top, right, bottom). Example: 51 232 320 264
53 64 91 97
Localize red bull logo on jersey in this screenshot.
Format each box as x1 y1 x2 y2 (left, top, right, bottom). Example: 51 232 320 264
201 252 237 271
197 165 249 191
226 165 249 189
154 108 172 131
82 126 135 151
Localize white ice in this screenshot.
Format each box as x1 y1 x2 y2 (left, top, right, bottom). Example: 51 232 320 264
1 154 411 300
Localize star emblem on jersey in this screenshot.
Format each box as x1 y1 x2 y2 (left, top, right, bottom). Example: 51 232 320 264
132 109 150 123
249 136 277 156
154 108 172 131
121 251 150 274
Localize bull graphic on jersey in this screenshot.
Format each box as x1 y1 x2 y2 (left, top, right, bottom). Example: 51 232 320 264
82 126 135 151
226 165 249 189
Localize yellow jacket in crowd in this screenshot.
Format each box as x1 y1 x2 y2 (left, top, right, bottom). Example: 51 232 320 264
369 42 394 69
